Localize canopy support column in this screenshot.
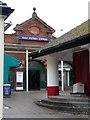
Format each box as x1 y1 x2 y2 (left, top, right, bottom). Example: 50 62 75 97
26 49 28 92
61 60 64 91
0 16 4 119
67 71 70 86
47 56 59 96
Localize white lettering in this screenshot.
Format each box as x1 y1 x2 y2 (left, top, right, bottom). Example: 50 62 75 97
19 36 50 41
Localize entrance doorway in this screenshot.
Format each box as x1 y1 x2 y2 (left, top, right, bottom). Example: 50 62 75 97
58 61 73 89
23 60 46 90
8 68 15 89
28 70 40 90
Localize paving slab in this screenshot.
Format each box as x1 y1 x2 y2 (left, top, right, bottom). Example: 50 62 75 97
3 90 89 119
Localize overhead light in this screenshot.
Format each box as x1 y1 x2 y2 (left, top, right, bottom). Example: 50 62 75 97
4 21 12 31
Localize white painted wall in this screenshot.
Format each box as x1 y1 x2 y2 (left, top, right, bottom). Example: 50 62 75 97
0 16 4 119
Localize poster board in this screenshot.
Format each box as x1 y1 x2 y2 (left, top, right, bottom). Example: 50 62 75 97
16 72 23 83
16 72 23 90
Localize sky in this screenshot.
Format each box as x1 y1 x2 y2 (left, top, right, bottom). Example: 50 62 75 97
3 0 90 37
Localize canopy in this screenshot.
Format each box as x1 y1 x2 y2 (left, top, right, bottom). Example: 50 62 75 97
4 53 21 84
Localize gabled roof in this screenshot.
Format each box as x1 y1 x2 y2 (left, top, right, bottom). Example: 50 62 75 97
14 11 55 34
29 20 90 59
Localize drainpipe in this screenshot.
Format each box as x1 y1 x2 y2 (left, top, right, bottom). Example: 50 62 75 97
26 49 28 92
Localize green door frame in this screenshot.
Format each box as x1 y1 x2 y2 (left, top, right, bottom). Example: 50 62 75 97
23 67 46 90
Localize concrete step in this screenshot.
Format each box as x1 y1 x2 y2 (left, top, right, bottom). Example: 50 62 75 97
41 99 90 107
34 96 90 115
49 95 90 102
35 101 90 115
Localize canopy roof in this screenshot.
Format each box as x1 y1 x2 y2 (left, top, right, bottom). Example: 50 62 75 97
0 1 14 20
4 53 21 84
29 20 90 59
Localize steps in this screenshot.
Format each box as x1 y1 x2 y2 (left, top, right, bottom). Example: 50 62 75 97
34 95 90 115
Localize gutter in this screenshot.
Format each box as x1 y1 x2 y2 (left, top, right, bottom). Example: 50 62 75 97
29 33 90 59
4 43 42 50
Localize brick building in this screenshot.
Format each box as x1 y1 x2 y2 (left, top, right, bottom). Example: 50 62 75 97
4 8 56 91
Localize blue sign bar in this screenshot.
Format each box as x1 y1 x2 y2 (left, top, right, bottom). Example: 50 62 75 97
19 36 50 41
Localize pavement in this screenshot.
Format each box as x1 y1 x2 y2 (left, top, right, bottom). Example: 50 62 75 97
3 90 90 119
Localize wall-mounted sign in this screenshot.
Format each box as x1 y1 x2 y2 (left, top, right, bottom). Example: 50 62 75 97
18 36 50 42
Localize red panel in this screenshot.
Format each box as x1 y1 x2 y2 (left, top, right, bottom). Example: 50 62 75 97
87 78 90 96
73 52 81 83
73 50 90 96
81 50 89 84
47 86 59 96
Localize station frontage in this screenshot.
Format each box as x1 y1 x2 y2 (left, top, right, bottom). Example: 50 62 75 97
4 8 56 91
4 6 90 97
4 8 73 92
29 20 90 96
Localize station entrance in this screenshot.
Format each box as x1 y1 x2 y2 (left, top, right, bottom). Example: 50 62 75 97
58 61 73 88
28 70 40 90
23 60 46 91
